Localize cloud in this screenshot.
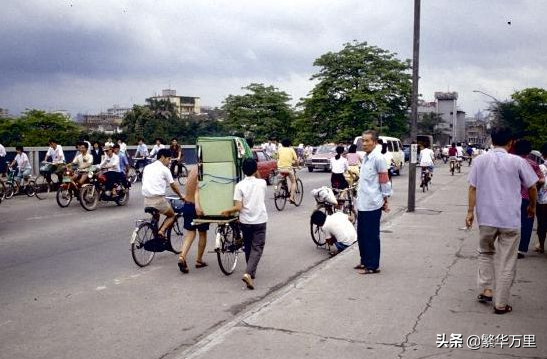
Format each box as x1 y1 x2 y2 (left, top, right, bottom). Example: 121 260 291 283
0 0 546 117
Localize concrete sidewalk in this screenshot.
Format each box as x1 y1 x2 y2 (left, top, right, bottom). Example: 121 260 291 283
178 166 547 359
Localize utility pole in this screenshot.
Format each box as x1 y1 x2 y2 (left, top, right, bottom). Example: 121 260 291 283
407 0 421 212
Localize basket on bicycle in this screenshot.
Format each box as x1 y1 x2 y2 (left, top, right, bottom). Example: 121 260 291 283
39 162 53 173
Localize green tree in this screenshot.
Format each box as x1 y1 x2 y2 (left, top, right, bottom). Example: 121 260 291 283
300 41 412 144
418 112 445 140
0 110 82 146
222 83 295 143
493 87 547 148
121 101 185 144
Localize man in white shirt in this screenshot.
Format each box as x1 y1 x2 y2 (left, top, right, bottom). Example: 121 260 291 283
419 143 435 171
44 139 66 183
149 138 165 160
10 146 32 186
71 142 93 185
0 142 6 177
100 145 121 196
142 148 185 239
221 158 268 289
311 210 356 256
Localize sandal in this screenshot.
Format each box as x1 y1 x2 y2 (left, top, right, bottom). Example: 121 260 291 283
494 305 512 315
195 261 208 268
477 294 493 303
177 258 189 273
353 264 365 270
357 268 381 275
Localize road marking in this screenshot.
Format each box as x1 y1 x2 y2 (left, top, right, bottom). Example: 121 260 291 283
96 286 107 291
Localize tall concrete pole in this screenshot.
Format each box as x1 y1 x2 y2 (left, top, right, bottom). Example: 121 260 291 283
407 0 421 212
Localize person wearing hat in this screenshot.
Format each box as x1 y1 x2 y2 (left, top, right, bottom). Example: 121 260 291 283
99 144 121 196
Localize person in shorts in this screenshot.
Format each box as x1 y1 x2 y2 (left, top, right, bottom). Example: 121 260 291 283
141 148 185 240
177 166 210 273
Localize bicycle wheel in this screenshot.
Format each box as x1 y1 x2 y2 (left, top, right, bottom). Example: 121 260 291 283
450 163 454 176
4 182 15 199
0 181 5 202
177 165 188 186
56 186 73 207
310 206 328 246
457 163 461 173
294 178 304 206
34 175 51 194
216 224 239 275
25 180 37 197
50 173 60 190
126 166 137 184
274 182 287 211
167 216 184 254
131 222 156 267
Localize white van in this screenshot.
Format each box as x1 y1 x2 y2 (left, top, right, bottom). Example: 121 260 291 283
353 135 405 175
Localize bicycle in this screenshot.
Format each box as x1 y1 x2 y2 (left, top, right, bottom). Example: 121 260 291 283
127 157 150 184
35 161 64 194
206 218 244 275
273 168 304 211
420 166 431 192
0 179 6 204
171 159 189 186
3 166 37 199
130 196 185 267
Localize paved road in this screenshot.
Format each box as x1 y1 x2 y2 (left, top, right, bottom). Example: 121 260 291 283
0 165 438 359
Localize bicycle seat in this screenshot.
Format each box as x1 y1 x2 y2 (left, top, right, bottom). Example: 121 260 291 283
144 207 160 215
279 172 290 177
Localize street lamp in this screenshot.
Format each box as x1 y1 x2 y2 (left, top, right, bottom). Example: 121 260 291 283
472 90 500 103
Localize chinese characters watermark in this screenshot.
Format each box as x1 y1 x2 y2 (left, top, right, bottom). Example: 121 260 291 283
436 334 536 350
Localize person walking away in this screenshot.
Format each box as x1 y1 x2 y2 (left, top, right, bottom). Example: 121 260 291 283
513 139 545 258
535 143 547 254
310 210 356 256
330 146 349 190
345 144 361 186
355 130 392 274
466 127 538 314
99 145 122 197
0 142 6 177
141 148 185 242
276 139 298 203
177 166 210 273
221 159 268 289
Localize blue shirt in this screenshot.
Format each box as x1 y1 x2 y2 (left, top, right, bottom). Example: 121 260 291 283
119 152 129 173
357 148 392 211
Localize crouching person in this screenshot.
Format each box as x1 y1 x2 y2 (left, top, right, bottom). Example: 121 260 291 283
221 158 268 290
311 210 356 256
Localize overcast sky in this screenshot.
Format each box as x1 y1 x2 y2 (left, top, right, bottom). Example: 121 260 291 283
1 0 546 118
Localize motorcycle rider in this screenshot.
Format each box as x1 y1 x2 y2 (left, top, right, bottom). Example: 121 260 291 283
71 142 93 186
448 142 458 171
113 143 130 188
141 148 185 240
99 144 122 196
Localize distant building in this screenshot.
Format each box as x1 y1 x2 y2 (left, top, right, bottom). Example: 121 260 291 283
106 105 131 118
433 92 467 144
145 89 201 117
81 113 123 134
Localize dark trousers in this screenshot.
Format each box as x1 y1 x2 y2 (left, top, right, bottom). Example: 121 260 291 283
357 209 382 270
519 198 535 253
0 157 5 176
536 203 547 249
104 171 121 191
240 223 267 278
170 161 182 176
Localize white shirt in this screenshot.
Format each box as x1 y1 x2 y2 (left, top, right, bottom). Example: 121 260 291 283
142 160 174 197
84 141 92 155
419 148 435 166
100 153 120 172
263 143 277 157
322 212 357 246
47 145 65 163
14 153 31 170
136 143 149 157
0 144 6 157
72 153 93 170
456 146 464 157
150 144 165 158
383 151 393 167
330 156 349 174
119 142 127 154
234 176 268 224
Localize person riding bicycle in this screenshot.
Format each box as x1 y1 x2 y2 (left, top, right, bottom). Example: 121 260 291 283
43 139 65 182
277 138 299 204
448 142 458 170
169 137 183 176
330 146 349 190
456 142 464 164
141 148 185 241
149 138 165 160
71 142 93 186
99 144 122 197
10 146 32 188
134 138 150 170
345 144 361 186
466 146 474 166
419 142 435 173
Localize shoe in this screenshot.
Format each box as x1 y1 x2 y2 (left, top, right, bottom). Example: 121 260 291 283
357 268 380 275
477 293 493 303
494 305 512 315
242 273 254 289
195 261 208 268
177 258 189 273
353 264 365 270
517 253 525 259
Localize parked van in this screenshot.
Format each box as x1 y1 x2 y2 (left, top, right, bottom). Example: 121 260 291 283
353 135 405 174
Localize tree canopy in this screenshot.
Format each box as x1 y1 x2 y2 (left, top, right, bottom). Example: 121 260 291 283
493 87 547 148
221 83 295 143
298 41 412 144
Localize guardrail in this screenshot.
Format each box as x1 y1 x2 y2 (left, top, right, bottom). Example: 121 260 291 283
1 145 198 176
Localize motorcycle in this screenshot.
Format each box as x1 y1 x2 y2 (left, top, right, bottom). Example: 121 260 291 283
56 164 88 207
78 166 130 211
